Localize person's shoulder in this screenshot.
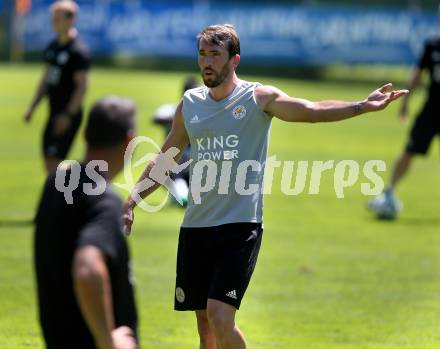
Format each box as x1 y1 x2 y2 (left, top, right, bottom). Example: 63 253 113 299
71 36 90 56
105 184 122 206
253 84 287 112
47 37 58 48
87 182 121 212
68 37 91 69
241 80 266 96
184 86 206 96
254 84 280 98
424 36 440 48
35 170 80 223
44 38 58 53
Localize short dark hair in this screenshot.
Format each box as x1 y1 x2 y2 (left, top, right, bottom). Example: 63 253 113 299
197 24 240 58
85 96 136 148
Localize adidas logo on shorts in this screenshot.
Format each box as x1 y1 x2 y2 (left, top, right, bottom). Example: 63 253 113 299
226 290 237 300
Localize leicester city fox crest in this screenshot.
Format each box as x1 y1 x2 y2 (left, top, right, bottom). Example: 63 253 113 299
232 105 246 120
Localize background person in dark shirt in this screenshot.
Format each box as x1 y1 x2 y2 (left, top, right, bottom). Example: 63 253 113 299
34 96 138 349
24 0 90 174
368 7 440 219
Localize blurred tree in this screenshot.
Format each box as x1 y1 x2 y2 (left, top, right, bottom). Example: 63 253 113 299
16 0 31 16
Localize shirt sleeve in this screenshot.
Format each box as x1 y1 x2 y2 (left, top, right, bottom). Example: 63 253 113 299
71 46 91 72
417 41 431 70
76 194 123 263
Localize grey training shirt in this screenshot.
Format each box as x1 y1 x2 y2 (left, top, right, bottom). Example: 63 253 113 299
181 80 272 228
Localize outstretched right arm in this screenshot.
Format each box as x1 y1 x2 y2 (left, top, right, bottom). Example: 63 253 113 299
24 66 48 123
123 100 189 234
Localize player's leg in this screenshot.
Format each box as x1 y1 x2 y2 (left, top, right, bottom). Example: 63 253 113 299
368 103 436 218
174 227 215 345
370 150 414 218
196 310 216 349
389 151 414 189
206 299 245 349
42 113 82 174
388 104 435 191
207 223 263 349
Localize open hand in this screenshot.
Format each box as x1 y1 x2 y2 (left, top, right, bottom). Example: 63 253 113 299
122 201 135 235
365 83 409 112
111 326 137 349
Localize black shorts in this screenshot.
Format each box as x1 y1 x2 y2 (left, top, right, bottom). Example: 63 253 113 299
405 102 440 155
43 111 82 159
174 222 263 311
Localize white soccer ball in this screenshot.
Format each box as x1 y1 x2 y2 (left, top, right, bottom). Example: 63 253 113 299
367 192 401 220
375 203 398 220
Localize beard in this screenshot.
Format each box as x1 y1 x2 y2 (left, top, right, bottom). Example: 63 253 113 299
201 61 231 88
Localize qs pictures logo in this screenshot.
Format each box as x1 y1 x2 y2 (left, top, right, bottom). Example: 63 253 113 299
115 136 192 212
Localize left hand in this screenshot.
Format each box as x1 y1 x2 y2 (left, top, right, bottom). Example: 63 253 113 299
53 113 72 136
364 83 409 112
122 199 135 236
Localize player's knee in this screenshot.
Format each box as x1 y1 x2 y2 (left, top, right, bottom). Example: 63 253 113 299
206 305 234 335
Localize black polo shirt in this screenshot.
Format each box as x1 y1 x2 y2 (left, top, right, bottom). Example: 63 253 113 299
34 166 137 349
43 36 90 114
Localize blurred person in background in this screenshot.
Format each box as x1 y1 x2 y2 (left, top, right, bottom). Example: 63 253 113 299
368 3 440 220
152 76 198 206
24 0 90 174
34 96 138 349
123 24 407 349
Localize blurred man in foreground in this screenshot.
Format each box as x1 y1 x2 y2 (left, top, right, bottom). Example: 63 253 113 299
24 0 90 173
34 97 138 349
123 24 407 349
368 4 440 220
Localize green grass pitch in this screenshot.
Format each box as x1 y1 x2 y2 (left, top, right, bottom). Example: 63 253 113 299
0 63 439 348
